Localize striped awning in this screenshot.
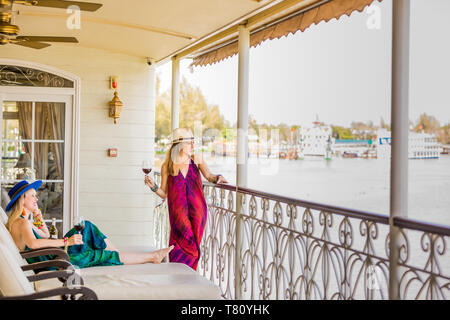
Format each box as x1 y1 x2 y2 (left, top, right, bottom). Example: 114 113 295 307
191 0 383 67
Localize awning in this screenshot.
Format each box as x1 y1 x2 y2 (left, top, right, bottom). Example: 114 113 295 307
191 0 383 67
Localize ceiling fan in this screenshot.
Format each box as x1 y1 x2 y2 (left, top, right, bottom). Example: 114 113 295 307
0 0 103 12
0 0 102 49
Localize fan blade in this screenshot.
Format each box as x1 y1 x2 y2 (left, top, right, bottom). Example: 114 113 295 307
13 41 50 49
16 36 78 43
32 0 103 12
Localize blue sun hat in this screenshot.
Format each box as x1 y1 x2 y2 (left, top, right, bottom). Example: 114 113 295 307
5 180 42 212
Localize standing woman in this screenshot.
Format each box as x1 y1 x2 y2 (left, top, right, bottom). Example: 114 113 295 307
145 128 227 270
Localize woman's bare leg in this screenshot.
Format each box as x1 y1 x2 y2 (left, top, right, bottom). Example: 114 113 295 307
118 246 174 265
104 238 174 265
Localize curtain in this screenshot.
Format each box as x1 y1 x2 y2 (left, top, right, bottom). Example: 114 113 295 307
17 102 64 180
17 102 33 155
48 103 65 179
35 103 49 180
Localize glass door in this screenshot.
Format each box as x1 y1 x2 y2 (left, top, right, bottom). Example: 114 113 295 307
0 95 71 236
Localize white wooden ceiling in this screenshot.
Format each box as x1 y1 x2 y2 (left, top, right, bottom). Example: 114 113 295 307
9 0 276 62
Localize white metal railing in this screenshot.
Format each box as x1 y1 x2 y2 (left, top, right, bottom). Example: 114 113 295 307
153 172 450 300
152 172 170 250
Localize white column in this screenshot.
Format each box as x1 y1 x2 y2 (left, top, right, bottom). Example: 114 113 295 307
171 57 180 131
389 0 410 300
237 24 249 186
148 62 161 246
148 62 157 162
235 23 249 300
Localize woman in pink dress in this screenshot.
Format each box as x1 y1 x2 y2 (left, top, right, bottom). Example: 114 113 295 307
145 128 228 270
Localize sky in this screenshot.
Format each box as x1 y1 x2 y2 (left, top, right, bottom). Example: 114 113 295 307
156 0 450 128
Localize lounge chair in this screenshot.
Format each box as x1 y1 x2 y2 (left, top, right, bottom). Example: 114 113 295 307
0 242 98 300
0 208 221 300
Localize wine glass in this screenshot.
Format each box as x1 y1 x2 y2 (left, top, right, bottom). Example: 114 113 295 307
74 216 85 234
142 160 152 176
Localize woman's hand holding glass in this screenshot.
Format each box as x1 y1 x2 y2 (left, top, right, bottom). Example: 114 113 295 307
68 234 83 246
144 175 155 189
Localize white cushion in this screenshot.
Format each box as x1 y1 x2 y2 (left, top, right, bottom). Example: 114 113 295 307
79 273 221 300
0 207 8 225
0 222 31 273
0 243 35 297
76 262 198 276
35 262 221 300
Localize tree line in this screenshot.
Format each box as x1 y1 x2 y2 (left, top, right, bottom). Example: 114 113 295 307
156 77 450 145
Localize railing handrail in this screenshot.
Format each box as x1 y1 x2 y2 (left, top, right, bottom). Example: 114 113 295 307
155 170 450 235
202 180 390 224
393 216 450 237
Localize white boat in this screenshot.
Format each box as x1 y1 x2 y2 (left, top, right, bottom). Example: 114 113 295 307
298 121 333 158
376 129 441 159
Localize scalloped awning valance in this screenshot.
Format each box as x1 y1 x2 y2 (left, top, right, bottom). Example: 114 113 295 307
191 0 382 67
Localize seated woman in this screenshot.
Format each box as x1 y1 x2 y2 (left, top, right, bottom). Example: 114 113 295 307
5 180 173 269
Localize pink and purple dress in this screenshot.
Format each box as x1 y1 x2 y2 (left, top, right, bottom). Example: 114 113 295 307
167 158 207 270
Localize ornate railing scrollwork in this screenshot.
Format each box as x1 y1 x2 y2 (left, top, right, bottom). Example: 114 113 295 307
393 217 450 300
152 172 449 300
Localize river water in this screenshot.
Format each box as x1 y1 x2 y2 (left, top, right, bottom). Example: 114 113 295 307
205 154 450 226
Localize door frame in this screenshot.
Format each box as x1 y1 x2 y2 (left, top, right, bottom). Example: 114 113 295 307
0 59 81 233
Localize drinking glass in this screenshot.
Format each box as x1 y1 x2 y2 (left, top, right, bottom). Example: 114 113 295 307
142 160 152 176
74 215 85 234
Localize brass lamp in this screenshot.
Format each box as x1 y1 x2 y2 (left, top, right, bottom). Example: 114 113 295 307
109 90 123 124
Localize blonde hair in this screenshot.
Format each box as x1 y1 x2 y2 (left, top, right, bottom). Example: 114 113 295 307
162 142 183 176
5 194 25 232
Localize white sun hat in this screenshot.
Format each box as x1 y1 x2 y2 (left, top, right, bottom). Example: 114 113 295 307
169 128 195 144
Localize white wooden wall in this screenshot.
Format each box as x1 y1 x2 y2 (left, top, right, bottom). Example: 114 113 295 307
0 46 157 247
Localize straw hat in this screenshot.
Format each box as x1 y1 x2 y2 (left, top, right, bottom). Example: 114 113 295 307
169 128 195 145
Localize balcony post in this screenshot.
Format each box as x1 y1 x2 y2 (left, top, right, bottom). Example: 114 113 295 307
389 0 410 300
235 23 250 300
171 56 180 131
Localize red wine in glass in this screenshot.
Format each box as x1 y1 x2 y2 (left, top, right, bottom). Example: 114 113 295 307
142 168 152 175
142 160 152 176
74 216 85 234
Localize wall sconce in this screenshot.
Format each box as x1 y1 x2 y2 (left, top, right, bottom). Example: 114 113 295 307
109 76 123 124
109 91 123 124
